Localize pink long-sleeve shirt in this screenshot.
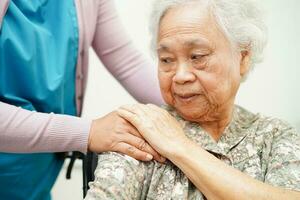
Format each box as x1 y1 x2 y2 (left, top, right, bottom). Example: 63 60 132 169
0 0 163 153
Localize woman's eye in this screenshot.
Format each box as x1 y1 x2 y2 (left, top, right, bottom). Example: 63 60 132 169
191 54 209 70
160 57 173 64
191 54 206 60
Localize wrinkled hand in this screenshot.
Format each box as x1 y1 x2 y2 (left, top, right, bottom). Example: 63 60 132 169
117 104 189 158
88 111 165 162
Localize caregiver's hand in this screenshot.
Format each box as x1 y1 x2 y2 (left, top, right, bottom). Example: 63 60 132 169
117 104 189 158
88 111 165 162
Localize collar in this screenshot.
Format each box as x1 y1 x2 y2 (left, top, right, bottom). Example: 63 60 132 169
165 105 260 156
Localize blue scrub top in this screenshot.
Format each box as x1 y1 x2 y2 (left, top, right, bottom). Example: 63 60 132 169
0 0 78 199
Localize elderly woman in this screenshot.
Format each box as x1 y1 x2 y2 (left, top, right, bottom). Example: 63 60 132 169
85 0 300 199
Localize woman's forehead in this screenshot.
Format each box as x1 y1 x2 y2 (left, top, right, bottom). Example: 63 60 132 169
157 36 213 52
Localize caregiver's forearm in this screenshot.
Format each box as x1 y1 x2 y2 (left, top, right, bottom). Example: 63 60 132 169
0 101 91 153
168 139 300 200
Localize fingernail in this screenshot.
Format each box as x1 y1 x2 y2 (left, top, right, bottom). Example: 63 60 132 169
146 154 153 161
160 156 166 162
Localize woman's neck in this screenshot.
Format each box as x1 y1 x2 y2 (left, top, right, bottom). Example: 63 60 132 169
198 104 234 142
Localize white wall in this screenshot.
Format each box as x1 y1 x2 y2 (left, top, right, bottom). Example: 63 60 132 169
236 0 300 130
52 0 300 199
80 0 154 119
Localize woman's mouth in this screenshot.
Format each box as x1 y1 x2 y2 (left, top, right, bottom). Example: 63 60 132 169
174 93 199 103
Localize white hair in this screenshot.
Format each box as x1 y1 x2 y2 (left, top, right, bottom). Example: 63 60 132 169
150 0 268 77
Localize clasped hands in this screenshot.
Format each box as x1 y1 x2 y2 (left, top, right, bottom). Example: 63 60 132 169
88 104 189 162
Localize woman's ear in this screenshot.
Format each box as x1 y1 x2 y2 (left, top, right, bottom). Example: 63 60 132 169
240 50 251 76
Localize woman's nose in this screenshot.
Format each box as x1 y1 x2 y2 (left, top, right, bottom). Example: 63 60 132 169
173 63 196 84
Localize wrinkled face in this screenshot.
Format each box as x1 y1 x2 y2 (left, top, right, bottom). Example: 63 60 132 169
157 3 249 123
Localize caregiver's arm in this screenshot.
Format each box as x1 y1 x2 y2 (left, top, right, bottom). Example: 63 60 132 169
0 102 160 162
118 104 300 200
92 0 163 105
0 101 90 153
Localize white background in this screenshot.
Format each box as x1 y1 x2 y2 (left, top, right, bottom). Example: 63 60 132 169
52 0 300 199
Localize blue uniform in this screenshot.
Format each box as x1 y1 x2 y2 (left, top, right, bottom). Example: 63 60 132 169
0 0 78 199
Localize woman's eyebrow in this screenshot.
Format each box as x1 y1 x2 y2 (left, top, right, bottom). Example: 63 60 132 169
157 39 211 52
157 44 171 53
184 39 211 48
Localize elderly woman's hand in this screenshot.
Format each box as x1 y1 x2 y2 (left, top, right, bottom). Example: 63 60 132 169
88 111 165 162
117 104 189 158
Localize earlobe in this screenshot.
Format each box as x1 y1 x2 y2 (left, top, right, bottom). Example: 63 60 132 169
240 51 251 76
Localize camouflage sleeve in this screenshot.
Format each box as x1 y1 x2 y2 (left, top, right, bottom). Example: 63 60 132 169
264 120 300 191
84 152 154 200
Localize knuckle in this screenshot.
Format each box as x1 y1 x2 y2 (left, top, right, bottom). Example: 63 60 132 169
115 124 129 133
126 146 136 154
138 140 147 150
114 126 123 134
119 118 127 124
110 135 120 144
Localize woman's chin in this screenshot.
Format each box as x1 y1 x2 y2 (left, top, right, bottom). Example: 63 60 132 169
175 106 206 123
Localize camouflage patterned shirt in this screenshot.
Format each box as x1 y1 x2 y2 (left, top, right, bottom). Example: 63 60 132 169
85 105 300 200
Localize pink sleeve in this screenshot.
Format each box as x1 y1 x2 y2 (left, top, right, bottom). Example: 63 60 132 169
0 102 91 153
92 1 164 105
0 0 9 30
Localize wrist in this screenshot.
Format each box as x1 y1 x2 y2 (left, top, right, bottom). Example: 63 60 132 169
167 137 194 161
87 120 96 152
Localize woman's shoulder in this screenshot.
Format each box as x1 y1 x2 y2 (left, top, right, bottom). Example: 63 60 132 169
235 105 299 141
90 152 194 199
92 152 155 193
95 152 181 188
87 152 159 199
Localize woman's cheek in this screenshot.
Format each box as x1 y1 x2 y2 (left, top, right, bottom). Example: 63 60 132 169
159 73 174 105
195 71 219 92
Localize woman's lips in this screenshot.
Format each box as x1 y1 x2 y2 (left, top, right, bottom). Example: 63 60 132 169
174 93 199 103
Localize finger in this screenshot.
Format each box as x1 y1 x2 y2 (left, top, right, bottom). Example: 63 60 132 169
114 142 153 162
124 120 142 138
120 104 148 117
139 104 163 123
117 108 141 130
118 109 166 162
118 107 167 163
122 133 165 163
119 104 137 113
147 104 169 116
147 103 161 112
118 108 154 142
